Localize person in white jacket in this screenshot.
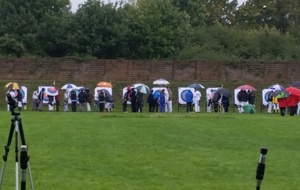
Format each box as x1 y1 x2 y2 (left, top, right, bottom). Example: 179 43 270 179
194 90 201 112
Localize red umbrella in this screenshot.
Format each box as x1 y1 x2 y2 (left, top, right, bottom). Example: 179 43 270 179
236 84 256 91
285 86 300 96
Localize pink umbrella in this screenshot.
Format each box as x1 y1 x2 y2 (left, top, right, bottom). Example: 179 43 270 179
236 84 256 91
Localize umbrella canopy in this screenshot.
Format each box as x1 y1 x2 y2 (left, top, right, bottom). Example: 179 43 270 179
217 88 231 98
45 87 59 96
236 84 256 91
5 82 22 90
97 82 113 88
291 81 300 87
134 83 150 94
286 86 300 96
188 83 205 89
269 84 285 91
61 83 77 90
153 78 170 85
271 90 289 98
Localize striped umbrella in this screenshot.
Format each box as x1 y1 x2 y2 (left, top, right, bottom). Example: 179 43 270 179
5 82 22 90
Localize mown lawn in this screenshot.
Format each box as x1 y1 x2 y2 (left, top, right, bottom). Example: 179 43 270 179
0 111 299 190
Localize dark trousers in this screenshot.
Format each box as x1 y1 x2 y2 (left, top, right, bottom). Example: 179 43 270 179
186 102 192 112
71 101 77 112
153 99 159 112
289 106 296 116
99 103 105 112
131 102 136 112
148 103 154 112
122 101 127 112
280 107 286 116
56 100 60 111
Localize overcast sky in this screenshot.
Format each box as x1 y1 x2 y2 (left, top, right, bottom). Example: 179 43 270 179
70 0 247 12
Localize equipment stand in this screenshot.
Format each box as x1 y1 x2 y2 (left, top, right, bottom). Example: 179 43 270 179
0 111 34 190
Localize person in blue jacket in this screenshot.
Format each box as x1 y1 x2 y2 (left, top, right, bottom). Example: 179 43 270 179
153 90 160 112
158 89 166 112
186 90 194 112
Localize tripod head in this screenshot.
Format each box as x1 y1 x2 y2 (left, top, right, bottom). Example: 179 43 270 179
6 92 20 116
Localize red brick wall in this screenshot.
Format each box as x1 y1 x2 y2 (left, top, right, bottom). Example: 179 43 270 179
0 58 298 83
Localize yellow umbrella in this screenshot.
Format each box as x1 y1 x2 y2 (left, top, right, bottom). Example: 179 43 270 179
5 82 21 90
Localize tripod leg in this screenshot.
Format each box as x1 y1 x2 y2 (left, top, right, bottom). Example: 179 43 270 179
0 117 16 190
15 120 19 190
19 119 34 190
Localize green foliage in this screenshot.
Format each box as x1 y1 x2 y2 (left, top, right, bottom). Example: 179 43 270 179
0 34 26 57
0 0 299 60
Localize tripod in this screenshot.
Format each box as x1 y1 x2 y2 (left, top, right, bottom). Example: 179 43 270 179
0 109 34 190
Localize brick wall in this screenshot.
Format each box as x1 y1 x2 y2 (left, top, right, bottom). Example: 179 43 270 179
0 58 299 83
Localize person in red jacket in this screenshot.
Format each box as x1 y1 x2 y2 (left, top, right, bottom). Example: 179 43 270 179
288 94 298 116
278 97 288 116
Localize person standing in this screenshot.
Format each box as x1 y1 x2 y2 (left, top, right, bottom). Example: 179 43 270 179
63 90 69 112
94 90 99 112
220 95 230 113
166 87 173 113
85 89 93 112
123 88 131 113
267 91 273 114
16 89 23 111
194 90 201 112
55 87 60 111
288 93 298 116
153 90 160 112
136 92 143 112
130 89 137 112
32 90 39 111
70 89 77 112
278 97 288 116
147 90 154 112
247 90 255 106
272 96 279 114
158 89 166 112
38 88 45 111
186 89 194 112
78 89 85 112
206 92 212 112
237 89 248 113
98 90 106 112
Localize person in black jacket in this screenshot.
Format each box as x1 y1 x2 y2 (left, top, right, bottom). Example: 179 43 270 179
38 88 45 111
78 89 85 112
85 89 93 112
70 89 77 112
123 89 131 113
130 89 137 112
147 90 154 112
247 90 255 105
98 90 105 112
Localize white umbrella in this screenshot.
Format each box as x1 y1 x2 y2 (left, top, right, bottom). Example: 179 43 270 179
134 84 150 94
153 78 170 85
61 83 77 90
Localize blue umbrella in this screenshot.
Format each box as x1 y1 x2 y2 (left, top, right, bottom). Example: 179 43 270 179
269 84 285 91
61 83 77 90
188 83 205 89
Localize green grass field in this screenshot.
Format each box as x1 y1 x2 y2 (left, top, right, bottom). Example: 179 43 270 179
0 111 299 190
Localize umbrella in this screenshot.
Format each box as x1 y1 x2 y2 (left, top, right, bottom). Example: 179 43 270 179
61 83 77 90
97 82 113 88
217 88 231 98
45 87 59 96
236 84 256 91
153 78 170 85
271 90 289 98
188 83 205 89
269 84 285 90
5 82 22 90
286 86 300 96
291 81 300 87
134 84 150 94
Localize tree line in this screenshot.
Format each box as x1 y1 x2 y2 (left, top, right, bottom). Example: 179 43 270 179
0 0 299 61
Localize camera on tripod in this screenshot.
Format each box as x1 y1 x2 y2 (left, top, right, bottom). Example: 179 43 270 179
6 92 17 111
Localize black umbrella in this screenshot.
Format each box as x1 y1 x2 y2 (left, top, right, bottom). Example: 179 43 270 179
291 81 300 87
217 88 231 98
